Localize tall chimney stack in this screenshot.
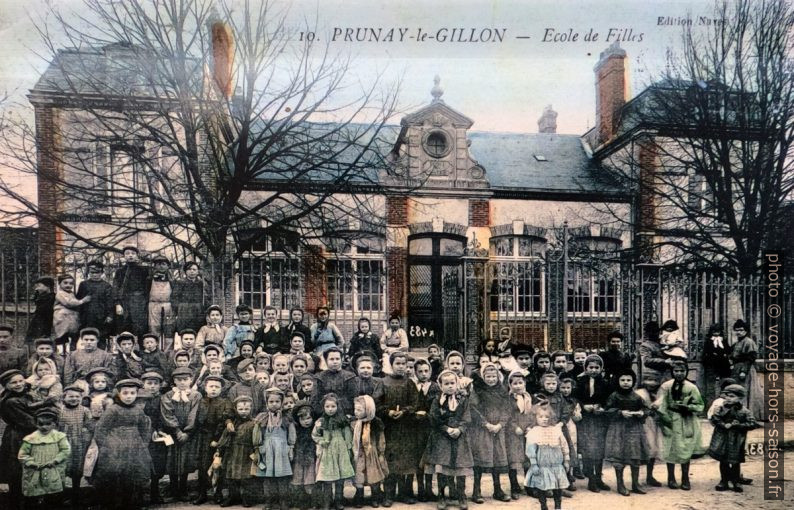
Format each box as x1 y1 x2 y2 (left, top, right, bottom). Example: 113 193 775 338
594 41 628 145
538 105 557 133
211 21 234 99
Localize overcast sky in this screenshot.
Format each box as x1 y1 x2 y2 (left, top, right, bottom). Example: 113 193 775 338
0 0 724 134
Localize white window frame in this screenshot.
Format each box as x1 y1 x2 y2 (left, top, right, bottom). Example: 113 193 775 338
488 235 546 318
325 247 386 315
238 239 303 320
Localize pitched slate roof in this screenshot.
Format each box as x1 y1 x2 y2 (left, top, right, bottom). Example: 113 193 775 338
467 131 623 195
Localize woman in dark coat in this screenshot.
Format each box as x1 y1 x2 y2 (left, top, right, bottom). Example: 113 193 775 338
173 262 208 334
378 352 420 504
0 369 37 509
604 368 650 496
77 261 115 347
25 276 55 346
574 354 612 493
469 363 511 503
92 379 153 510
701 324 732 406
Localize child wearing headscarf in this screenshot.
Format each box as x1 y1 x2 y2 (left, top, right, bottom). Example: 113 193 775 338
604 368 650 496
469 363 511 503
573 354 611 493
254 387 296 510
291 401 317 510
506 370 533 500
425 370 474 510
216 395 258 507
312 393 354 509
351 395 389 507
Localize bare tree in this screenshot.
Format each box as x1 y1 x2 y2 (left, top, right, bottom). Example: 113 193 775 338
598 0 794 277
0 0 408 265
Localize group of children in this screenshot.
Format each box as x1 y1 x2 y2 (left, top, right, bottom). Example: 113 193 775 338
0 311 761 510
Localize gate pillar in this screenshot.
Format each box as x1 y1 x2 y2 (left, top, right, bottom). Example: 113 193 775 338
463 257 486 365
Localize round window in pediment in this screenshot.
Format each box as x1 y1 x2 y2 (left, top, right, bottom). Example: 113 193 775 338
423 130 451 158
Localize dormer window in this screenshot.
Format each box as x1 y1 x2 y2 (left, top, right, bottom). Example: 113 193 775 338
424 130 450 158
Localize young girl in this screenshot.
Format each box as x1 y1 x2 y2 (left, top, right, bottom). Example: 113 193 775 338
217 395 258 507
413 358 439 502
272 371 293 395
347 353 385 406
707 384 758 492
18 407 71 508
425 370 474 510
298 374 317 402
161 366 203 501
312 393 355 510
524 404 569 510
0 369 37 507
347 318 383 371
444 351 472 396
84 367 114 421
351 395 388 507
256 352 273 374
196 305 227 349
256 370 272 389
379 314 408 375
654 360 704 490
255 388 296 510
573 354 611 492
470 362 511 503
53 274 91 353
558 377 583 483
223 304 256 360
476 339 500 371
635 374 665 487
26 357 63 409
381 352 420 505
506 370 534 500
659 320 687 360
604 369 649 496
92 379 153 510
292 401 317 510
58 384 94 508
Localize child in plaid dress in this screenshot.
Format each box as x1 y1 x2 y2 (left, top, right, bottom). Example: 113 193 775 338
58 385 93 508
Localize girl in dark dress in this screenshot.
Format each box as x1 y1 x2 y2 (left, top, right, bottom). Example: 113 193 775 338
604 368 650 496
413 358 439 502
291 401 317 510
573 354 612 493
217 395 258 507
347 318 383 371
93 378 153 510
469 363 511 503
425 370 474 510
707 384 758 492
379 352 420 505
506 370 534 500
0 369 37 509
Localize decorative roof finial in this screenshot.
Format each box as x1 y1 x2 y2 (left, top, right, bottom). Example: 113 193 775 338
431 75 444 103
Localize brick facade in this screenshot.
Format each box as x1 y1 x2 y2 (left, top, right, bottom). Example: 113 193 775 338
386 246 407 317
35 106 63 275
468 198 490 227
386 196 409 225
636 140 659 262
302 245 327 318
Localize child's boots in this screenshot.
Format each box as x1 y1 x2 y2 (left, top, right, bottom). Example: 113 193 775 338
630 466 646 494
614 466 629 496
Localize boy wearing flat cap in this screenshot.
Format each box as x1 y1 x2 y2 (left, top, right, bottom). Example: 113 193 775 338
110 332 145 381
26 337 65 381
161 366 202 501
64 328 113 386
112 246 150 339
707 384 759 493
0 325 27 375
77 260 114 348
193 375 233 504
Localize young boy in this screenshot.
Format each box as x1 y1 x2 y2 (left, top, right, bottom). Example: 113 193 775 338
139 371 168 504
228 340 256 373
427 344 443 381
227 358 267 415
562 348 588 381
161 366 202 501
174 329 202 372
26 338 64 382
345 353 385 406
559 377 583 481
707 384 758 492
140 332 171 379
193 344 238 388
550 351 569 376
223 304 256 360
193 375 233 504
58 384 93 509
76 260 114 348
64 328 113 386
528 351 552 394
25 277 55 347
0 325 27 375
110 332 145 380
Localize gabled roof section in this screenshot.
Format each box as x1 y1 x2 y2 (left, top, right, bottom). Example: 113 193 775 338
401 101 474 129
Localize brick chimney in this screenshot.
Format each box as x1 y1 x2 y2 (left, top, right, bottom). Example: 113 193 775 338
594 41 629 144
210 21 234 98
537 105 557 133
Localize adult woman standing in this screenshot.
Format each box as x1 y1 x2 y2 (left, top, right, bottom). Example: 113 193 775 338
173 262 208 348
730 320 763 421
701 324 732 406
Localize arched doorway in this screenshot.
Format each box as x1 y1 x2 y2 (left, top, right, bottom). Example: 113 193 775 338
407 233 465 350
